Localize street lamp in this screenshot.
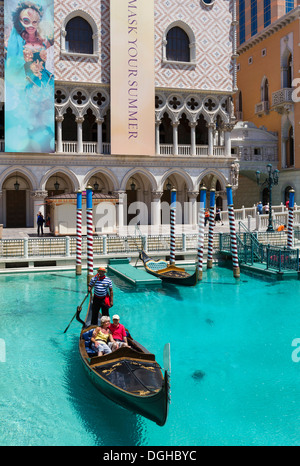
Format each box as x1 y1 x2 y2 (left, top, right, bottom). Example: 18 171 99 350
256 163 279 232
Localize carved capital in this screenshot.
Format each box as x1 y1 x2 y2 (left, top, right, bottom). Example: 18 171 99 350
32 190 48 199
152 190 163 200
75 117 85 124
187 191 199 199
95 117 104 125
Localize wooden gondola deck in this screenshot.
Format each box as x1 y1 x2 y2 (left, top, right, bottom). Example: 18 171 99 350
107 258 162 286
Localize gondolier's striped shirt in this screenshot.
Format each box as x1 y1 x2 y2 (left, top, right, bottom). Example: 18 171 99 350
89 275 113 298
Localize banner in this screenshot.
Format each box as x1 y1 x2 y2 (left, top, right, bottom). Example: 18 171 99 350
4 0 55 153
110 0 155 156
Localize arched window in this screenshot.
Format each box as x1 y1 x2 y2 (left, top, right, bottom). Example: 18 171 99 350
261 77 269 102
166 27 190 62
65 17 93 55
287 54 293 88
287 126 294 167
238 91 243 112
282 52 293 88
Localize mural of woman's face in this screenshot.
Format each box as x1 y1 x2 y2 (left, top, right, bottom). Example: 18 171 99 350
19 8 40 34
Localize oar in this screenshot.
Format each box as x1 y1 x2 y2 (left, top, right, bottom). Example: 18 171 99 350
63 291 90 333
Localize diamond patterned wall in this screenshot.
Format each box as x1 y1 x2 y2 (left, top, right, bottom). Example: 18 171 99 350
0 0 234 92
154 0 234 92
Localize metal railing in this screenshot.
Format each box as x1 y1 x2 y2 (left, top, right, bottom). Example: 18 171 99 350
221 231 299 272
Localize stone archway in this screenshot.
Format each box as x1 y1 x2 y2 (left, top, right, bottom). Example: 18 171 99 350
3 172 32 227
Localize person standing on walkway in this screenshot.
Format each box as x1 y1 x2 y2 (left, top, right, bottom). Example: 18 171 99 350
37 212 45 236
264 203 269 215
215 207 223 225
88 267 113 325
257 202 263 215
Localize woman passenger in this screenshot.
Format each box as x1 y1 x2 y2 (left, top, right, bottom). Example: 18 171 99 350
91 316 114 356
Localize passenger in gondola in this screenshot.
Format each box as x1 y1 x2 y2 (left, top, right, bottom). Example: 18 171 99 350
91 316 114 356
109 314 129 350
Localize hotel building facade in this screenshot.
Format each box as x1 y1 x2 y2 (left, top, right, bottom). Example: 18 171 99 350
0 0 239 233
234 0 300 207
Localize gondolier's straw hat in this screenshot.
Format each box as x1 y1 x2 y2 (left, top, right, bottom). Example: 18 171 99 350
97 267 106 272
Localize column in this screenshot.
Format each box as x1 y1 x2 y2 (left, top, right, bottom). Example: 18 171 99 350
189 121 197 155
76 190 82 276
0 190 3 225
207 123 214 156
117 190 127 234
155 119 161 155
226 184 240 279
76 117 84 154
170 189 177 264
96 117 104 154
187 191 198 226
56 116 64 153
224 124 233 157
172 121 179 156
86 185 93 284
32 190 48 222
151 191 163 233
197 187 207 280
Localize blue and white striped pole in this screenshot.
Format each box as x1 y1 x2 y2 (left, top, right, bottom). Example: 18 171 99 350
76 190 82 276
86 185 94 284
207 189 215 269
287 189 295 249
226 185 240 278
197 186 207 280
170 189 176 265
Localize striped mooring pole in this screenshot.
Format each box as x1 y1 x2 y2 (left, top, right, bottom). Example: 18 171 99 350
197 186 207 280
86 185 94 284
226 185 240 279
169 188 176 265
287 189 295 249
76 190 82 276
207 189 215 269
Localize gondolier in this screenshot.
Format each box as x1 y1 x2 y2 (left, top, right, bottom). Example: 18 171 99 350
88 267 113 325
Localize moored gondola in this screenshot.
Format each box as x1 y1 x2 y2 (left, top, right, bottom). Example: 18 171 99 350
139 250 198 286
76 299 170 426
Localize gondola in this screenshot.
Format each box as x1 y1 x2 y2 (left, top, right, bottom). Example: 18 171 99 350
139 250 198 286
76 298 170 426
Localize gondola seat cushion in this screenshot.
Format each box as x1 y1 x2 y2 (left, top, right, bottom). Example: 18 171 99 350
82 329 97 356
146 260 168 271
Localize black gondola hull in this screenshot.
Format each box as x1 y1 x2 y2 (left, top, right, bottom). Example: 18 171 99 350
80 353 169 426
77 301 170 426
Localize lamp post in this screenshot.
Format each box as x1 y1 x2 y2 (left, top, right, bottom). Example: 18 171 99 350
256 163 279 232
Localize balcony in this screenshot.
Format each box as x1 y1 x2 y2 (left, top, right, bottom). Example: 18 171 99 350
255 100 269 116
272 88 293 114
0 141 230 157
159 144 225 156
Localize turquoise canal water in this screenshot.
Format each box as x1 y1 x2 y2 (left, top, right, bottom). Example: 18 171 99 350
0 267 299 446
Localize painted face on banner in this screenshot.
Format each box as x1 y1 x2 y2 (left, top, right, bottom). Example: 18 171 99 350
19 8 41 34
